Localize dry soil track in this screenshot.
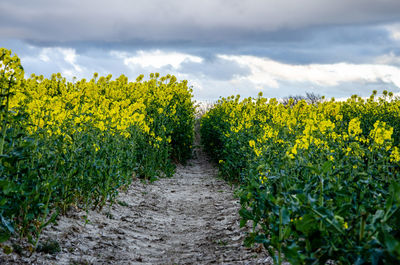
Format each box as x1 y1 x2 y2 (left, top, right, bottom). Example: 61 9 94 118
1 146 270 264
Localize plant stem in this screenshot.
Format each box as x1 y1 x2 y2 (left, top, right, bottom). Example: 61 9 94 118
278 207 282 265
359 214 366 242
0 76 13 155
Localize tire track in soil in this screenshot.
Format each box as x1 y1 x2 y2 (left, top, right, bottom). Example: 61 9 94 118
1 146 271 264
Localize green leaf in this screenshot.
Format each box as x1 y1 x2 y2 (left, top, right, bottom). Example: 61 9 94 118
384 232 400 256
239 208 253 221
321 161 333 174
354 256 365 265
0 180 14 195
0 198 7 206
255 234 269 244
244 232 257 247
372 209 384 224
281 207 290 225
295 214 318 235
389 182 400 204
371 249 383 265
0 215 14 234
40 212 59 230
283 242 304 265
0 231 11 243
239 218 248 228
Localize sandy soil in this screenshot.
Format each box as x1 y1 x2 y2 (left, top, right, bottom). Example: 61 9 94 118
1 146 271 264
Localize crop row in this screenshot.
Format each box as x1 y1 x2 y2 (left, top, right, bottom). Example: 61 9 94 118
201 92 400 264
0 48 195 248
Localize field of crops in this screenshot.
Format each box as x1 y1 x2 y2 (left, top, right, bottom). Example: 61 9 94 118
2 45 400 264
0 48 195 247
201 93 400 264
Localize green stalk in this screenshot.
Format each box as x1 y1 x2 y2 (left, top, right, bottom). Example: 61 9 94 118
0 119 7 155
319 174 324 230
33 187 53 250
359 214 366 242
278 207 283 265
319 175 324 206
0 76 13 155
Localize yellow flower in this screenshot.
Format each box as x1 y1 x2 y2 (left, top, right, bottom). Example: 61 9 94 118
390 147 400 162
290 216 303 222
249 140 256 148
346 147 352 155
97 121 106 131
291 145 298 155
259 172 268 184
254 148 262 157
93 144 100 152
286 151 295 159
348 118 362 137
370 120 393 146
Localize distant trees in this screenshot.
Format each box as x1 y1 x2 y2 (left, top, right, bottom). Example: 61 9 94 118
281 92 324 106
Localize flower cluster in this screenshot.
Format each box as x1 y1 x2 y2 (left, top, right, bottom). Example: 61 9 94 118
0 48 195 247
201 91 400 264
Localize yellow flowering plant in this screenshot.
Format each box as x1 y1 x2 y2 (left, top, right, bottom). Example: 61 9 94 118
201 91 400 264
0 48 195 248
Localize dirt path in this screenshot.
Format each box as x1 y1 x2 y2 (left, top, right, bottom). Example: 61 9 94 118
2 146 270 264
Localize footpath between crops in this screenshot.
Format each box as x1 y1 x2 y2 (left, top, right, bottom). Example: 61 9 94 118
1 144 271 264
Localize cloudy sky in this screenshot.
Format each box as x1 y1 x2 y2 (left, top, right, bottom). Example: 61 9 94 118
1 0 400 101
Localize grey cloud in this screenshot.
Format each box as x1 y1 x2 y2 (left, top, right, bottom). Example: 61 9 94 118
179 57 250 81
229 25 398 64
8 25 394 64
2 40 400 102
1 0 400 44
260 80 400 99
22 23 399 67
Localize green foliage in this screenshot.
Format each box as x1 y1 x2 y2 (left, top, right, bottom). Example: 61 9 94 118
36 239 61 254
0 48 195 248
201 93 400 264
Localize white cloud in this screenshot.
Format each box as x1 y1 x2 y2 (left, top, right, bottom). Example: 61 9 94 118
375 52 400 66
385 23 400 40
60 49 78 67
38 51 50 62
392 31 400 40
12 43 400 101
219 54 400 89
23 47 85 78
112 50 203 69
38 47 82 72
